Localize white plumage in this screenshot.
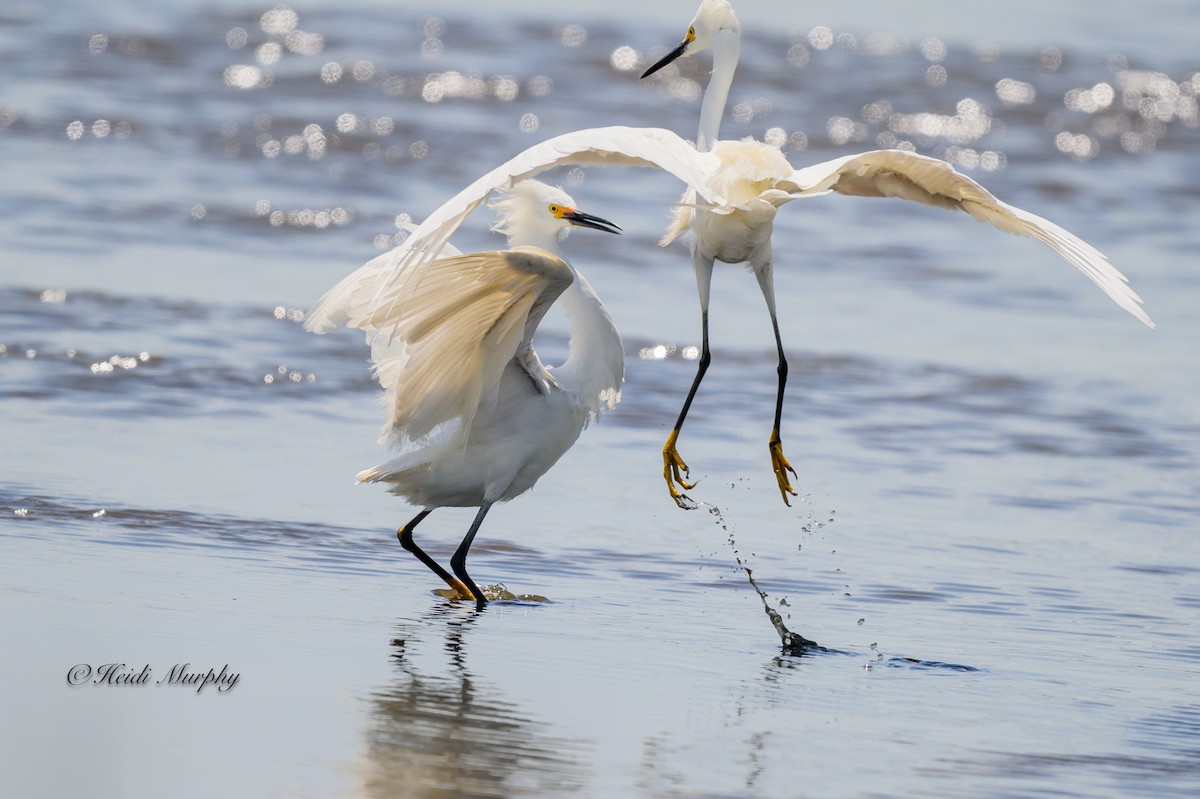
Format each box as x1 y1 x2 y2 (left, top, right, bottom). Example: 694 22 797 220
307 180 624 609
637 0 1154 508
303 127 721 339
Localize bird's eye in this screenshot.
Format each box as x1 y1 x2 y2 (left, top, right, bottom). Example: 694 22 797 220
687 26 696 42
548 204 560 215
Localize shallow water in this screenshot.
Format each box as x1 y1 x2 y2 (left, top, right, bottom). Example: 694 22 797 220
2 1 1199 797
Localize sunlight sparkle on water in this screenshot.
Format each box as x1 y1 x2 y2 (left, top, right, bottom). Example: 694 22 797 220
256 42 282 66
320 62 342 83
347 61 372 82
89 353 149 374
610 46 638 72
273 306 305 322
225 27 247 49
827 117 867 145
1054 131 1099 161
732 97 771 125
1038 47 1063 71
263 365 316 385
889 97 992 145
807 26 834 50
266 207 351 229
558 24 587 48
1065 83 1115 114
285 30 324 56
668 78 702 102
920 37 947 63
786 43 809 68
260 6 298 36
639 344 676 361
995 78 1036 105
224 64 267 90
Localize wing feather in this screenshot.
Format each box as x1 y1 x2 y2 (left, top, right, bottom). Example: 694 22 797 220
305 126 720 337
781 149 1154 328
367 246 574 447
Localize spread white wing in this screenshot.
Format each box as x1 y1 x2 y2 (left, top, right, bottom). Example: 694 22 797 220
367 246 574 447
781 149 1154 328
305 126 720 338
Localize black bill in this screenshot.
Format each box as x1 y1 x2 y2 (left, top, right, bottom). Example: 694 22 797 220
640 39 689 79
563 209 622 235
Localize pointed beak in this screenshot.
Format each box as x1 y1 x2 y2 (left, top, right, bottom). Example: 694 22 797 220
640 39 689 79
562 209 622 235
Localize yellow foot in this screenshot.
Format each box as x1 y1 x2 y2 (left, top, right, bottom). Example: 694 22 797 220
434 577 476 602
663 432 698 510
769 433 798 506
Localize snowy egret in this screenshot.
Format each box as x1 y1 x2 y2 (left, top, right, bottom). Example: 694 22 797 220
307 109 1151 526
639 0 1154 507
306 180 622 609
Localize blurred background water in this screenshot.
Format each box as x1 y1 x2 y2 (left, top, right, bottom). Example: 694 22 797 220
2 1 1198 797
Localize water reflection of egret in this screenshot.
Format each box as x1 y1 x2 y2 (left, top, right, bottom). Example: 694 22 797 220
639 0 1154 508
306 180 622 609
364 615 588 795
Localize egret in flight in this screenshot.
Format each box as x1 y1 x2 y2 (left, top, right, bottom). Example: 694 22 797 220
306 180 622 609
638 0 1154 507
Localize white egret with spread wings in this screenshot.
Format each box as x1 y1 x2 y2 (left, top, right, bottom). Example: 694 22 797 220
637 0 1154 508
307 180 624 609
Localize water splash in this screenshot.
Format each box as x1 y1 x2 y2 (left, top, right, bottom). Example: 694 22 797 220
706 503 821 653
431 583 550 604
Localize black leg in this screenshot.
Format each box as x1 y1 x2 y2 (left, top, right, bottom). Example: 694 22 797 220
672 309 711 435
663 310 710 508
397 509 475 601
766 311 798 504
450 501 493 611
769 313 788 436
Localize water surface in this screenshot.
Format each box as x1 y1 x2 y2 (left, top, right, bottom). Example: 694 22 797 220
2 1 1198 796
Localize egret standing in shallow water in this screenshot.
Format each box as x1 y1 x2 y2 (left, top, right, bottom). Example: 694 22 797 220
638 0 1154 507
306 180 622 609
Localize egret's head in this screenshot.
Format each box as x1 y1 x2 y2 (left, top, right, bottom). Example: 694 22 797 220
640 0 739 78
489 180 621 247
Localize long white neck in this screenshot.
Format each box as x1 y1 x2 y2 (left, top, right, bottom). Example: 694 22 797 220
552 269 623 419
510 227 563 255
697 29 740 152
